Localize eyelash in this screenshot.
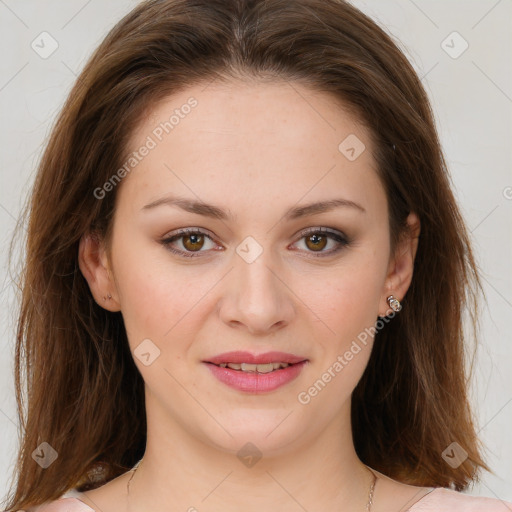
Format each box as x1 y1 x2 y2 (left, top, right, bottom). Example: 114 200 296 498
160 227 350 259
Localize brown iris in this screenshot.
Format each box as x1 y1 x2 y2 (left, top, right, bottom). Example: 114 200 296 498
182 233 205 251
305 233 327 251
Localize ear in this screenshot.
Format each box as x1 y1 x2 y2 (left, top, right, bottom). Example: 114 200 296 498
78 232 121 312
378 212 421 317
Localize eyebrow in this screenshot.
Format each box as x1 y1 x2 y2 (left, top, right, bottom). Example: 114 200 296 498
141 195 366 220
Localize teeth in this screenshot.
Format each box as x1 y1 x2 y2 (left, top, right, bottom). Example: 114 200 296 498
218 362 291 372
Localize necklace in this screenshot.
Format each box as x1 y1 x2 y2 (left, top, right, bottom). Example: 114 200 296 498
126 459 377 511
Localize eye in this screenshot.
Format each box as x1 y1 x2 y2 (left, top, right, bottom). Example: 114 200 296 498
160 228 219 258
291 227 349 257
160 227 350 258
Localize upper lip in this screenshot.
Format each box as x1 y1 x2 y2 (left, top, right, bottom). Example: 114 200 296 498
204 351 308 365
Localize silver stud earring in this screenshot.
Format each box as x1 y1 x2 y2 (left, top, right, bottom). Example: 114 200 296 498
387 295 402 312
103 294 112 301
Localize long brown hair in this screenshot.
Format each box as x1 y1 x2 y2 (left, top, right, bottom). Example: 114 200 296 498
4 0 491 509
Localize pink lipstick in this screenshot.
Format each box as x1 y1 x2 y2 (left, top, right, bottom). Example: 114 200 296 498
203 351 308 393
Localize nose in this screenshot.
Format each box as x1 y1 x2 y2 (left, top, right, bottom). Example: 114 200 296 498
217 251 295 336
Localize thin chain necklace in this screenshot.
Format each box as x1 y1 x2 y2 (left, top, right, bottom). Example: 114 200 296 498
126 460 377 511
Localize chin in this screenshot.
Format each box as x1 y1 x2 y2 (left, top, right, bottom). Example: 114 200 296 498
197 410 307 457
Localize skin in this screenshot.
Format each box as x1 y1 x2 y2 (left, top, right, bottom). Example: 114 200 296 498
78 79 428 512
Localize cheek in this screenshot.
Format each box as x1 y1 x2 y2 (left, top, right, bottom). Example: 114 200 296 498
110 234 191 346
111 238 225 370
311 252 386 350
299 267 384 405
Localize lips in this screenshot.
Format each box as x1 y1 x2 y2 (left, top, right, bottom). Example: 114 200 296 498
202 351 309 392
204 359 308 393
204 350 307 366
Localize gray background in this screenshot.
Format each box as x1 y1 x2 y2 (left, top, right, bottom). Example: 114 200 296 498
1 0 511 504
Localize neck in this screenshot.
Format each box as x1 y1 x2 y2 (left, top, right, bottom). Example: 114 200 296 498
126 393 376 512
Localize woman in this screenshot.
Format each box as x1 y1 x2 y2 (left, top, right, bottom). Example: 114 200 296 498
4 0 511 511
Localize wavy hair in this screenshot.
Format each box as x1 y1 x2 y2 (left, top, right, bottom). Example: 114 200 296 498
4 0 490 509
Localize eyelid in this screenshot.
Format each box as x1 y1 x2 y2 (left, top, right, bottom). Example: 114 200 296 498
296 226 345 238
164 227 216 239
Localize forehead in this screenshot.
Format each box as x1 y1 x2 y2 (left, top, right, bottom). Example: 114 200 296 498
131 79 367 150
117 79 385 220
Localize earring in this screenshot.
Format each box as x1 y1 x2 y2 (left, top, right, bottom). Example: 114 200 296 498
387 295 402 312
103 294 112 301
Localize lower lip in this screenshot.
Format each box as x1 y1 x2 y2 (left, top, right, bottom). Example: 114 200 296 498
203 361 308 393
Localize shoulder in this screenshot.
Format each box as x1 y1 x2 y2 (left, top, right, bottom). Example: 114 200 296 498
410 487 512 511
23 497 95 512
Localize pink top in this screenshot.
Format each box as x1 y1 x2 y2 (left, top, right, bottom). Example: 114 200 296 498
28 487 512 511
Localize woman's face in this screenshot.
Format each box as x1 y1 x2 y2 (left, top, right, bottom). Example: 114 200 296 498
81 79 418 456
